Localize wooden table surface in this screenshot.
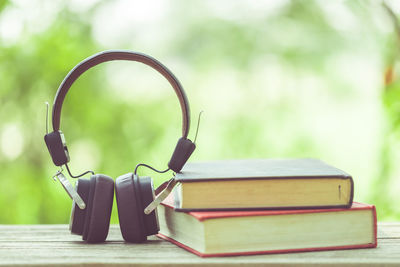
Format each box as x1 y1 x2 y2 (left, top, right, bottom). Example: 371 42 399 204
0 223 399 266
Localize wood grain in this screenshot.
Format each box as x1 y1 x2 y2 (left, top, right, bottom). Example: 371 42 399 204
0 223 398 266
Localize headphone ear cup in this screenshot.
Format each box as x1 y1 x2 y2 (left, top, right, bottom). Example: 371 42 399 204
115 173 144 242
139 176 159 235
116 173 156 243
70 178 90 235
82 174 114 243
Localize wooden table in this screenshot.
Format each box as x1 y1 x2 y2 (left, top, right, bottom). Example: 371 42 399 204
0 223 399 266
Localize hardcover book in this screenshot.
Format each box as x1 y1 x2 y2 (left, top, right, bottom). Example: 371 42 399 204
157 194 377 257
174 159 354 211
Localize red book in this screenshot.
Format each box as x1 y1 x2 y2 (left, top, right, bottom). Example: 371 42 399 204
157 194 377 257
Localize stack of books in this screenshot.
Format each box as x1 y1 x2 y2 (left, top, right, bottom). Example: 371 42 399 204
156 159 377 257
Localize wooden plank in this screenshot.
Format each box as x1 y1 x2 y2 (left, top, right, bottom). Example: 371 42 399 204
0 223 398 266
378 222 400 238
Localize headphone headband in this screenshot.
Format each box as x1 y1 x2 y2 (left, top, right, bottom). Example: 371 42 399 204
45 50 196 172
52 50 190 138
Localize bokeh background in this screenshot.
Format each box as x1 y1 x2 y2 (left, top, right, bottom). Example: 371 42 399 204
0 0 399 224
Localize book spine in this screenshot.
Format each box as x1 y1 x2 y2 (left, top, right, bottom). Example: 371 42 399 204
372 205 378 247
349 176 354 208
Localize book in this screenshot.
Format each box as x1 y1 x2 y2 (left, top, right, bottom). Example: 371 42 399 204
157 194 377 257
174 159 354 211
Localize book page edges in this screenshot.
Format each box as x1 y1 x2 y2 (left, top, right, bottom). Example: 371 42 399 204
175 176 353 210
156 233 376 258
157 203 377 257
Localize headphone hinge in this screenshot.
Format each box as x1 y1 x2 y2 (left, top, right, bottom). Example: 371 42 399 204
44 130 70 166
168 137 196 173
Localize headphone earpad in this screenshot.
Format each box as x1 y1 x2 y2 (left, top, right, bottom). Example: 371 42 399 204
81 174 114 243
139 176 159 236
116 173 158 243
70 178 90 235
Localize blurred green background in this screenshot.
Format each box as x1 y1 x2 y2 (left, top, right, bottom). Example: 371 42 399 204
0 0 399 224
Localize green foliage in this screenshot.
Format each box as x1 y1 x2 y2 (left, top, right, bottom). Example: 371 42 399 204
0 0 399 224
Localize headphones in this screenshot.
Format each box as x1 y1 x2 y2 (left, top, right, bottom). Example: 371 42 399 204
44 50 196 243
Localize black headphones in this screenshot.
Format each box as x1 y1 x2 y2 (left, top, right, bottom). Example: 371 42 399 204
44 50 196 243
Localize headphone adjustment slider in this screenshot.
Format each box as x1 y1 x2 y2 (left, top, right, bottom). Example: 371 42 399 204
52 170 86 210
144 178 177 215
